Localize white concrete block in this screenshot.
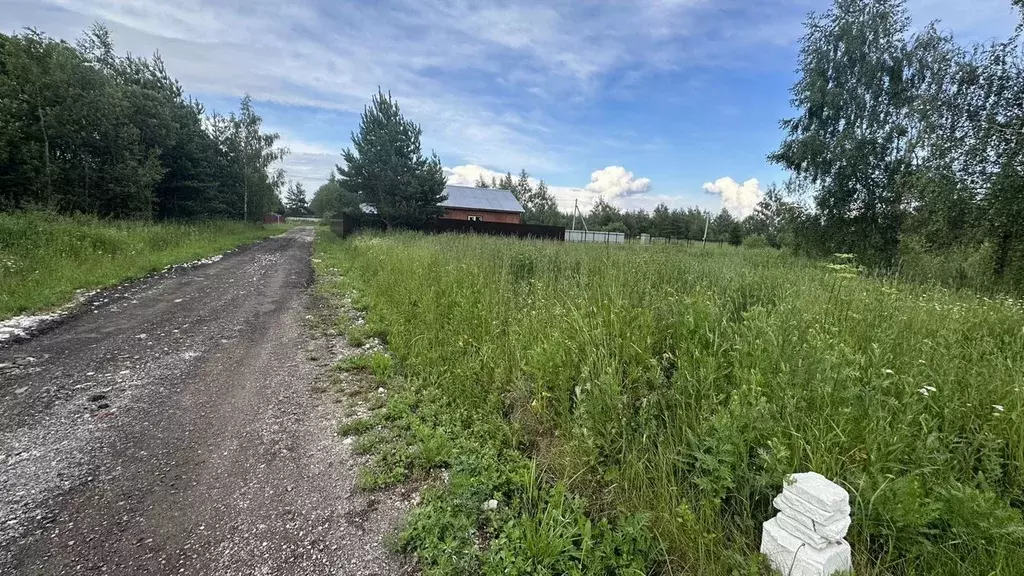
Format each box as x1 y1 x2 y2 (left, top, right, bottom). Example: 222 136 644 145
774 491 850 525
761 518 852 576
783 472 850 513
779 508 852 541
775 512 833 550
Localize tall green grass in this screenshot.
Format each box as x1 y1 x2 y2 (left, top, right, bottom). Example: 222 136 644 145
316 231 1024 575
1 212 290 319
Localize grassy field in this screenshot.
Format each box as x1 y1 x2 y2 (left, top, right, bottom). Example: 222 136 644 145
0 212 291 320
315 231 1024 576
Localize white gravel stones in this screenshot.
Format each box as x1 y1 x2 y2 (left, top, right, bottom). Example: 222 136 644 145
761 472 852 576
0 290 96 345
0 313 62 343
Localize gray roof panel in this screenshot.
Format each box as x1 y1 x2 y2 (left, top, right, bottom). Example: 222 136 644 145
441 185 525 213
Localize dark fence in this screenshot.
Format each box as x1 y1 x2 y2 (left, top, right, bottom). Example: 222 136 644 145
430 219 564 240
332 213 565 241
329 214 360 237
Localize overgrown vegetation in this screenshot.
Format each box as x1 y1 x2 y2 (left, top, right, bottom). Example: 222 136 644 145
316 230 1024 576
0 212 287 319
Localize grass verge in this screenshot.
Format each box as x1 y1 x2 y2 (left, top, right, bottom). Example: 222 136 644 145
0 211 292 320
314 230 1024 576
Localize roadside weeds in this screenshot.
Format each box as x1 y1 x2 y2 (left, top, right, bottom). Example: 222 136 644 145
312 232 658 576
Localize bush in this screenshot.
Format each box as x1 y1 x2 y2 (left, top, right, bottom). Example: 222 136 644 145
742 234 769 250
896 235 1000 293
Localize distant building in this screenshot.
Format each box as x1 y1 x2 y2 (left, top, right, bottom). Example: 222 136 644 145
440 185 524 224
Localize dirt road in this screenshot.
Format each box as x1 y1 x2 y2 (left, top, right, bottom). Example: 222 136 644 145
0 227 411 575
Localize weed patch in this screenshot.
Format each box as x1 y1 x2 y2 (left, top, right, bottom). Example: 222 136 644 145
314 230 1024 575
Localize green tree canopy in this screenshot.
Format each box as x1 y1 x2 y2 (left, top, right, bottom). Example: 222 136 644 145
524 179 561 226
0 25 286 221
769 0 918 264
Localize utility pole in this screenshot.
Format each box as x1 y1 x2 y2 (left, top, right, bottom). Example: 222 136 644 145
702 212 710 248
571 200 589 231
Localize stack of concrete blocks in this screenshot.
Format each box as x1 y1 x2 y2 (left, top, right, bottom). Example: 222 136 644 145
761 472 853 576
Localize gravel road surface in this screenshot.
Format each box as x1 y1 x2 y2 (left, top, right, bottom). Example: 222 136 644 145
0 227 412 575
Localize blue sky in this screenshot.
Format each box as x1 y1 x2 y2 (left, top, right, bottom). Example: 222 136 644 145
3 0 1020 215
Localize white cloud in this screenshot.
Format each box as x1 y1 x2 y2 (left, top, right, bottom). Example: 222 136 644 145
271 133 340 197
584 166 652 199
444 163 684 214
443 165 507 187
702 177 762 218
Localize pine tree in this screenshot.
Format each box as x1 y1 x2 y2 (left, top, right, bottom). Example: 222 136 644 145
310 173 342 217
522 179 561 225
0 26 286 220
513 168 532 203
474 174 490 188
284 181 308 215
651 203 673 237
498 171 514 191
337 89 446 229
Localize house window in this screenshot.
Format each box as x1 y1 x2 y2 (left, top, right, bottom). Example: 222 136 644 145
468 215 482 221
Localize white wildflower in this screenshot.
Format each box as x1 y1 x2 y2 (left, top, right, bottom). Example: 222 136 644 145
992 405 1005 412
918 388 930 397
883 369 895 376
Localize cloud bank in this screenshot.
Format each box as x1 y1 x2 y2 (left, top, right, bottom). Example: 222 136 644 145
702 177 762 218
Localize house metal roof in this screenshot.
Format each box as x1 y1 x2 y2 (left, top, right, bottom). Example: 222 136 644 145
441 185 525 213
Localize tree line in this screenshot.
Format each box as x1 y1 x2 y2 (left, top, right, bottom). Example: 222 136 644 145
303 92 759 243
0 25 287 220
771 0 1024 285
21 3 1016 291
